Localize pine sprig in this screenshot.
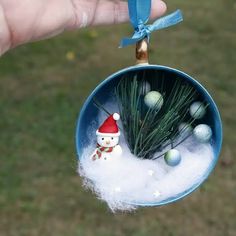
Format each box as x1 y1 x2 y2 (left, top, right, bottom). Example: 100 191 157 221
115 74 198 159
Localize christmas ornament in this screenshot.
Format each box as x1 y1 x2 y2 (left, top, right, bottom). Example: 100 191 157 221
164 149 182 166
193 124 212 143
190 101 206 119
92 113 122 161
76 0 222 211
144 91 164 110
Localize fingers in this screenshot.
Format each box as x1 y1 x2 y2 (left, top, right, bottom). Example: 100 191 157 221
91 0 129 26
150 0 167 20
70 0 167 28
92 0 167 26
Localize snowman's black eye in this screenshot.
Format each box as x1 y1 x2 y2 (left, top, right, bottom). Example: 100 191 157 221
111 137 114 140
102 138 104 140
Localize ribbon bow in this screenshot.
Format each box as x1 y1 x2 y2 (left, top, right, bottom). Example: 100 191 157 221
120 0 183 47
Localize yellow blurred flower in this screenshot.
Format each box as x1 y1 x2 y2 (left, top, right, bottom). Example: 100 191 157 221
89 30 98 39
66 51 76 61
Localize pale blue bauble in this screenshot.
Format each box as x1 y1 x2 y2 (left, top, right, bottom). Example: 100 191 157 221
193 124 212 143
139 81 151 95
144 91 164 110
190 101 206 119
164 149 182 166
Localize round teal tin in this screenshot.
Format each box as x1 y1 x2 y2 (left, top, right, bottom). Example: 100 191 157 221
76 64 222 207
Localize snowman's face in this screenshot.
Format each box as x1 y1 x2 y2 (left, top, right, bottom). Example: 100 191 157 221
97 135 119 147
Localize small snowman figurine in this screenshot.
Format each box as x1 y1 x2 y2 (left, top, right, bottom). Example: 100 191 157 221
92 113 122 161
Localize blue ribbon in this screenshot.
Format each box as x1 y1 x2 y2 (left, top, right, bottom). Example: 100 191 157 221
120 0 183 47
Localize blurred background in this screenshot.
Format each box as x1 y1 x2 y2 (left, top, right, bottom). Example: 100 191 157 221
0 0 235 235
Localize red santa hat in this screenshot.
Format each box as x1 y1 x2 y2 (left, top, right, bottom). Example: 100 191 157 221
96 113 120 137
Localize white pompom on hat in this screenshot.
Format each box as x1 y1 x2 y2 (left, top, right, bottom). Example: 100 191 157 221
113 113 120 121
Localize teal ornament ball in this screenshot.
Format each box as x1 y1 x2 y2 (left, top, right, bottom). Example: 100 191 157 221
164 149 182 166
144 91 164 110
139 81 151 95
190 101 206 119
193 124 212 143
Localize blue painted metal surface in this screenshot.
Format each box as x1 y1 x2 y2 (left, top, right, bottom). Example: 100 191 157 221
75 64 223 207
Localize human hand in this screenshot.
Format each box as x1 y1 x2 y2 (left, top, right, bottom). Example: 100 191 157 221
0 0 166 55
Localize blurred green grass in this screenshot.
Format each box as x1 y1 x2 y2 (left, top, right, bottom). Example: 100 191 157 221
0 0 236 235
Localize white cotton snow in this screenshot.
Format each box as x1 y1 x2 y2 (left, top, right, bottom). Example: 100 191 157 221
78 104 215 212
